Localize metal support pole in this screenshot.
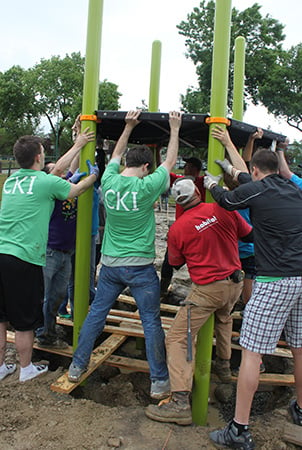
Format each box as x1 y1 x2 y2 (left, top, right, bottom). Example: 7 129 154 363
192 0 233 426
233 36 246 121
73 0 104 349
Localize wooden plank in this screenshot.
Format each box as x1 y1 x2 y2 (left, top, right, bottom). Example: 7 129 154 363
7 331 73 357
283 423 302 446
117 294 180 314
214 338 292 359
232 372 294 386
50 334 126 394
104 355 149 373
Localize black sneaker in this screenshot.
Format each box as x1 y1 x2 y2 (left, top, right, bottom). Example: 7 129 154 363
36 338 68 349
289 399 302 426
210 421 255 449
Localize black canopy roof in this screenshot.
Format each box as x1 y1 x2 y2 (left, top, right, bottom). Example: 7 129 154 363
96 111 286 149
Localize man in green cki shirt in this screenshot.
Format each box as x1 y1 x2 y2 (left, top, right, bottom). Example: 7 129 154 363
0 133 99 383
68 110 182 400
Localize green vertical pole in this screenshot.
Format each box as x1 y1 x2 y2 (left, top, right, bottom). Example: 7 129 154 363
149 40 162 112
192 0 232 426
233 36 246 121
73 0 104 349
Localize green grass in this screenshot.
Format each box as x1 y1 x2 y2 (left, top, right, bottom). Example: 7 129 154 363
0 174 8 202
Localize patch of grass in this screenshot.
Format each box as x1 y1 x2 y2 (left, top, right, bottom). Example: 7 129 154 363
0 174 8 202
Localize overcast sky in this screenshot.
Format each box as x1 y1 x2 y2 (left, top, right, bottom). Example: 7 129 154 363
0 1 301 141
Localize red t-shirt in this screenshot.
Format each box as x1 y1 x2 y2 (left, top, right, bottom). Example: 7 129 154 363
170 173 206 219
167 202 252 285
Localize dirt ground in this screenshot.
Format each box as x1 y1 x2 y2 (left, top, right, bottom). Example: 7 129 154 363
0 210 299 449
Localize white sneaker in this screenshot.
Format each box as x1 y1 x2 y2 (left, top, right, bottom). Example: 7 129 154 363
0 363 17 380
19 363 48 382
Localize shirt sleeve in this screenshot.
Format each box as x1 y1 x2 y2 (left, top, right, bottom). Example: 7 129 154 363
211 182 260 211
290 174 302 190
167 226 186 267
48 174 72 200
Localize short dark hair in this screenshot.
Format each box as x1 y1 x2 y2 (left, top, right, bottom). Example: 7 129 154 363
251 149 279 174
125 146 154 170
13 135 43 169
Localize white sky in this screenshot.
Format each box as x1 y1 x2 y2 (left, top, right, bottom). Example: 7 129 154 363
0 1 301 141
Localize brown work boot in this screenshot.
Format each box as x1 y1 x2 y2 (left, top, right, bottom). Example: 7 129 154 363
145 392 192 425
212 357 232 383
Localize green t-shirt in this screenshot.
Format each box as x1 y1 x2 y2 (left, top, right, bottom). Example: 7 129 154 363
101 162 169 259
0 169 71 266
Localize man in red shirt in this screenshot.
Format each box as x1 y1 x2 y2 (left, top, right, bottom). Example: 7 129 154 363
160 157 205 296
146 177 252 425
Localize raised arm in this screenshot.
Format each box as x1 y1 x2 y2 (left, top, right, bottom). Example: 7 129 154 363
161 111 182 172
68 160 99 199
111 110 141 160
242 128 263 163
51 127 95 176
276 138 292 179
211 125 248 173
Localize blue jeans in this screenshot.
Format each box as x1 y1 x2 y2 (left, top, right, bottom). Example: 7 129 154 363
36 248 73 343
60 235 97 315
73 264 168 381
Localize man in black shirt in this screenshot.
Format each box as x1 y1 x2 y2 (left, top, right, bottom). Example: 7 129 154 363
204 147 302 448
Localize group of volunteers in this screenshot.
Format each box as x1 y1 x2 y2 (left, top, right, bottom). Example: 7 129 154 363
0 109 302 449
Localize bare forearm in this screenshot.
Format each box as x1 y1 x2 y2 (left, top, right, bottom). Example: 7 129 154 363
225 141 249 173
52 143 83 176
162 128 179 171
111 124 136 159
276 150 293 179
68 174 97 198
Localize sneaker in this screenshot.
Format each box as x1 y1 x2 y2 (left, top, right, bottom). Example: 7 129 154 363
150 379 170 399
210 421 255 449
0 363 17 381
36 338 69 349
289 399 302 426
19 363 48 382
58 313 72 320
259 362 266 374
68 362 87 383
145 397 192 425
231 336 241 345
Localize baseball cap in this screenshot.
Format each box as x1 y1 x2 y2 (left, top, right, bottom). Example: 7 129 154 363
183 157 202 171
171 178 196 205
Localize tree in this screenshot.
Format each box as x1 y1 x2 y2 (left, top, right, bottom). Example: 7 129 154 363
0 53 122 155
29 52 86 149
259 44 302 133
0 66 39 154
178 1 285 114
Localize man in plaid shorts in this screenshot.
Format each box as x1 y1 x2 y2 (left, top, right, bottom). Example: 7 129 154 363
204 148 302 449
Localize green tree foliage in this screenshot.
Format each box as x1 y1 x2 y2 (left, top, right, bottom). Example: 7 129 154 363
259 44 302 132
0 53 122 155
178 1 285 114
0 66 39 153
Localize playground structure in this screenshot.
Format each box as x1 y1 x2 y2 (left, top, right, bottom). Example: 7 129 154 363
6 0 290 427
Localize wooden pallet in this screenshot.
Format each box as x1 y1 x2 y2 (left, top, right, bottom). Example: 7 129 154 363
50 334 127 394
283 423 302 446
6 293 294 389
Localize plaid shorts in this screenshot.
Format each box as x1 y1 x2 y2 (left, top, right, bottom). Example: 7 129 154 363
240 277 302 354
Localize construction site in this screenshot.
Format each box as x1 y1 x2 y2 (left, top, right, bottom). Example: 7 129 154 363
1 208 299 449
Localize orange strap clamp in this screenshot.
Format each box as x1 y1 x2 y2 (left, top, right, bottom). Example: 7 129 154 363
80 114 97 122
205 117 231 126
